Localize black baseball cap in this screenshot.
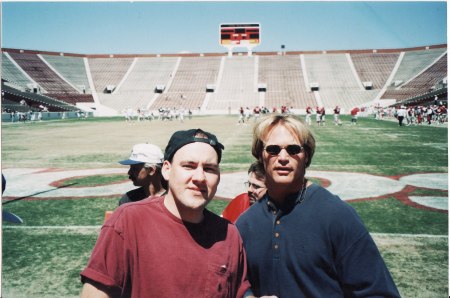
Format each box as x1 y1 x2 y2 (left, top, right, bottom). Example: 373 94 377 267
164 128 225 162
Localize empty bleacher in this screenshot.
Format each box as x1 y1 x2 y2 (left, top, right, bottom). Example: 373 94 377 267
2 52 33 89
88 57 134 94
8 51 79 94
2 45 446 114
304 53 377 110
388 48 446 88
41 54 91 94
351 52 399 90
207 56 260 111
92 56 178 112
150 56 221 110
2 83 78 112
382 53 447 101
258 55 316 109
6 51 94 105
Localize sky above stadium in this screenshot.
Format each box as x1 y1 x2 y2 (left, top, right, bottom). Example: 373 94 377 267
1 1 447 55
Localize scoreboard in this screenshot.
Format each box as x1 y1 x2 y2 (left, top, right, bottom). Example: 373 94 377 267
220 23 260 46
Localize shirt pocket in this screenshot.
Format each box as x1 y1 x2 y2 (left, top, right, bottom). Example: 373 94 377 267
203 262 233 298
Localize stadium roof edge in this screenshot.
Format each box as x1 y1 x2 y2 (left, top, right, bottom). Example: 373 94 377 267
1 44 447 58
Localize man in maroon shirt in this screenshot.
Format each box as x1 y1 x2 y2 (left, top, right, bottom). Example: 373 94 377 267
80 129 254 297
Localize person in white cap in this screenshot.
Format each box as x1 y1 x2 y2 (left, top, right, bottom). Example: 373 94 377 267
118 143 166 205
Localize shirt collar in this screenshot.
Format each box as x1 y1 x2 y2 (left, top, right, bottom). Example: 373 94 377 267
265 190 303 213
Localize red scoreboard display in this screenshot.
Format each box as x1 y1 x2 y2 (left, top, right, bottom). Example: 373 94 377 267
220 23 260 46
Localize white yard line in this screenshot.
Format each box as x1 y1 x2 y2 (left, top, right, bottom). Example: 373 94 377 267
3 226 448 239
371 232 448 239
3 225 100 230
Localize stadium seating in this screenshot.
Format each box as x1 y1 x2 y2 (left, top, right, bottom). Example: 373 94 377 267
258 55 316 109
41 54 91 94
381 51 447 101
91 56 178 111
1 45 447 115
304 53 377 110
8 52 79 94
2 52 33 89
207 56 260 111
5 51 94 105
388 48 446 87
2 83 77 112
350 52 399 90
149 56 221 110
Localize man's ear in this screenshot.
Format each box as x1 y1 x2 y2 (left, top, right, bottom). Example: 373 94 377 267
146 166 156 176
161 160 171 181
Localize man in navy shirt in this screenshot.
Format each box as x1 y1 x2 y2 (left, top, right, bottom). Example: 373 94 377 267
236 114 400 297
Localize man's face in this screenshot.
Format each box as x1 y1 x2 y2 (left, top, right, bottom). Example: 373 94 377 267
128 163 150 187
246 172 266 205
163 142 220 212
262 124 307 195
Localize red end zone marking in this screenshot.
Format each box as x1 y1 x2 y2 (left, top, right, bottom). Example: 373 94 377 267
49 175 129 188
349 185 448 214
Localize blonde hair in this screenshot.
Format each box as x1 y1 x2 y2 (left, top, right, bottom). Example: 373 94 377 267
251 114 315 168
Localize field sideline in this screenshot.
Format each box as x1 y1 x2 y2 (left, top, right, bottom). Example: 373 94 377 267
2 114 448 297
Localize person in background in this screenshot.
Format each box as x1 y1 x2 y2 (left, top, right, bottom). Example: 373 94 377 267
118 143 166 205
80 128 265 297
333 105 342 125
305 106 312 125
222 161 267 223
351 107 359 124
236 114 400 297
315 106 321 126
397 105 407 126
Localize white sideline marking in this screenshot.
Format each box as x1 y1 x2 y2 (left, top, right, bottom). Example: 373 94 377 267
3 226 448 239
371 233 448 239
3 225 100 229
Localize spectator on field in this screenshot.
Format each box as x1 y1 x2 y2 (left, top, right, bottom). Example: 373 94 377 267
222 161 267 223
333 105 342 126
315 106 321 126
80 128 257 297
305 106 312 125
396 106 407 126
253 106 261 122
118 143 166 205
178 106 185 123
406 107 415 126
237 106 245 124
236 114 400 297
351 107 359 124
244 107 252 122
320 106 326 125
426 106 434 125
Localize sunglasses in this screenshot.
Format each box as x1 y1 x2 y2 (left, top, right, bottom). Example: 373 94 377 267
244 181 266 190
264 144 303 156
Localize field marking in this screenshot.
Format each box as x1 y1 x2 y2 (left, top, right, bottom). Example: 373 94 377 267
371 232 448 239
3 225 100 229
2 168 448 211
3 226 448 239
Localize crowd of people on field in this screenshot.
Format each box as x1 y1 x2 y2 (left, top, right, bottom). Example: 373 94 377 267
237 105 293 124
374 104 447 126
122 106 194 122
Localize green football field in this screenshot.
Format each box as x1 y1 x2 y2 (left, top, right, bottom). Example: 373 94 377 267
2 114 448 297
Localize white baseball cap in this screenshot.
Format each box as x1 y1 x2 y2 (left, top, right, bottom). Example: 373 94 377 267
119 143 164 165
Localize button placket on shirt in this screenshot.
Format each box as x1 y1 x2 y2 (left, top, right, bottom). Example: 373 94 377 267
269 202 282 258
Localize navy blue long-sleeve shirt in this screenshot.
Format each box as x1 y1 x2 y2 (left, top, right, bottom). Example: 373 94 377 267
236 183 400 298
